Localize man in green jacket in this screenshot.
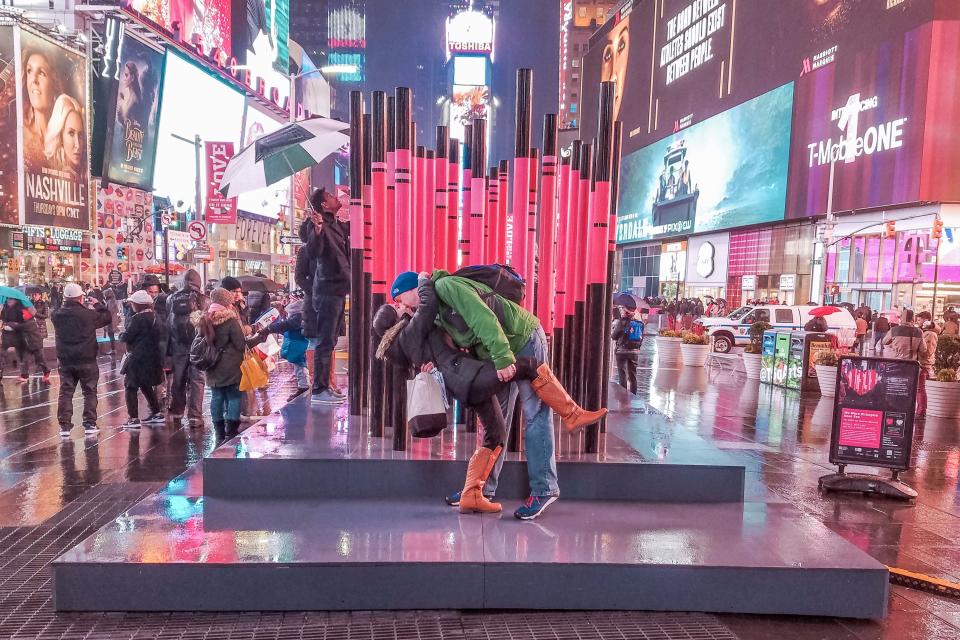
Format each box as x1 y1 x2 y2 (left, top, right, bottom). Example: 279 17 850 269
396 269 559 519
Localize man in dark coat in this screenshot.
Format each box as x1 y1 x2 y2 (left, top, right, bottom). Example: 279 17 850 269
300 188 350 404
52 284 112 435
165 268 209 426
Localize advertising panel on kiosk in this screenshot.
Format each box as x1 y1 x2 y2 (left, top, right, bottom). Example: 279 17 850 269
829 355 920 471
17 29 90 231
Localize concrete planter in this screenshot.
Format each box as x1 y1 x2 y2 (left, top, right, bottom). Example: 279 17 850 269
926 380 960 418
656 337 683 366
815 365 838 397
742 353 762 380
680 343 710 367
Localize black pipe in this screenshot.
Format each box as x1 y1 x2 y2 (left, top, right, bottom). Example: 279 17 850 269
436 125 448 159
386 96 396 153
514 68 533 157
395 88 411 151
572 143 592 404
600 121 624 435
361 111 375 414
348 91 365 413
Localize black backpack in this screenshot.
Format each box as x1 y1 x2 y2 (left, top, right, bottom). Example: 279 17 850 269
189 333 222 371
453 264 525 304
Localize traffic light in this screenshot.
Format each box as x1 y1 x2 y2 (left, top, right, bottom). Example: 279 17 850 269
932 218 944 240
884 220 896 239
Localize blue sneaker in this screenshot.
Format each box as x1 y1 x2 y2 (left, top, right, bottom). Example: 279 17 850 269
444 490 461 507
514 495 558 520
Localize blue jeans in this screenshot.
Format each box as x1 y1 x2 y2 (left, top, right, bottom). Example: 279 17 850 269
210 384 243 423
484 327 559 498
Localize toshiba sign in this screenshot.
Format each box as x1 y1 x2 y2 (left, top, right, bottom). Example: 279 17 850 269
446 10 494 58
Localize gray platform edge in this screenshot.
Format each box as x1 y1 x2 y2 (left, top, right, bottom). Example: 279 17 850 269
52 561 888 618
202 458 746 502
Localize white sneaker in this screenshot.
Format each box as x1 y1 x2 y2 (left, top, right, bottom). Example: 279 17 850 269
59 424 72 437
83 422 100 434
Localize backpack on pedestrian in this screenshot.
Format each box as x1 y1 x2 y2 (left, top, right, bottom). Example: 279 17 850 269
169 289 202 345
452 264 525 305
189 331 222 371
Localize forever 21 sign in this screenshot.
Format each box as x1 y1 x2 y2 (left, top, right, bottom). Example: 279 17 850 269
235 214 272 246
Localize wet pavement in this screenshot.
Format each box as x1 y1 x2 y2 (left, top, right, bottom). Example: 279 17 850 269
1 344 960 638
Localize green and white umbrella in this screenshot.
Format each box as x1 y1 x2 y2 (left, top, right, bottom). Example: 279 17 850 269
218 117 349 198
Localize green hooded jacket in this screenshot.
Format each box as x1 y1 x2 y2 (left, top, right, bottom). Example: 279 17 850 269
430 270 539 370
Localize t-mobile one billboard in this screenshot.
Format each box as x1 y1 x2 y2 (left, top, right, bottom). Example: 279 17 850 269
786 25 929 218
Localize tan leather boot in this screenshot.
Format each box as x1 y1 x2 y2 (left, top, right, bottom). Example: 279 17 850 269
531 363 608 434
459 446 503 513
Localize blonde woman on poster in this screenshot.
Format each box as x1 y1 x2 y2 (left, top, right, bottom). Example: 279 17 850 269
43 94 84 179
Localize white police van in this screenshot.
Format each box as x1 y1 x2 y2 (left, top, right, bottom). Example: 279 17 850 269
697 305 858 353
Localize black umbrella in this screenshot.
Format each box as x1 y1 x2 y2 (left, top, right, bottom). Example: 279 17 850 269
237 275 280 293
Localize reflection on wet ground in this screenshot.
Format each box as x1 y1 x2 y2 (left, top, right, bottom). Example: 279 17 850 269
1 344 959 638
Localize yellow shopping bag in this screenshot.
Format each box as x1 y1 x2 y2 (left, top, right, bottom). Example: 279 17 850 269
239 349 269 392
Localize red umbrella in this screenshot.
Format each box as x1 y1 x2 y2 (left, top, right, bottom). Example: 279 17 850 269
809 305 842 317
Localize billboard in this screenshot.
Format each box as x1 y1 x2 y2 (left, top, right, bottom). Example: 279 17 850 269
125 0 232 56
233 0 289 73
449 84 489 145
18 30 90 230
786 23 929 218
102 35 166 191
0 26 18 226
153 51 244 218
616 82 793 243
581 0 935 157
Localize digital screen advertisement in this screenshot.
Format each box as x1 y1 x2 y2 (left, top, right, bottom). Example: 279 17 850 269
103 35 165 191
786 23 929 219
18 30 90 230
153 50 244 218
125 0 232 56
237 102 287 220
615 82 792 243
830 356 919 470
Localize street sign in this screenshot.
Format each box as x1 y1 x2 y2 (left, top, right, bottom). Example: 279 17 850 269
188 220 207 242
279 234 304 245
107 269 123 285
161 212 172 227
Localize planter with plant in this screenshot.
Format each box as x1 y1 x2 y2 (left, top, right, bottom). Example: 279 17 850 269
741 321 771 380
814 350 839 397
927 336 960 418
680 331 710 367
656 329 684 365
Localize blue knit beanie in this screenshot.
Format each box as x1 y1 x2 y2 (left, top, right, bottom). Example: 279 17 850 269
391 272 419 300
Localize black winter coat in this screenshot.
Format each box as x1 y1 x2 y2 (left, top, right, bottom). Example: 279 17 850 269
52 300 112 365
120 310 164 388
299 216 350 298
33 299 49 339
167 287 209 354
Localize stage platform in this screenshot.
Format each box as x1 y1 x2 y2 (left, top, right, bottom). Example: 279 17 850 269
51 385 889 618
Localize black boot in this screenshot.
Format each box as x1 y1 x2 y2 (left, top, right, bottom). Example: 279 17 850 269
213 421 226 443
225 420 241 439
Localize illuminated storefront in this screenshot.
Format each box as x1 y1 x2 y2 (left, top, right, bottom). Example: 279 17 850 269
7 226 88 284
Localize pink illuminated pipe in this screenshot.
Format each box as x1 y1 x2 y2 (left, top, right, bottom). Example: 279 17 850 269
486 167 499 265
459 124 473 267
447 138 460 270
536 114 558 333
497 159 509 266
468 119 487 266
394 88 412 274
523 149 540 312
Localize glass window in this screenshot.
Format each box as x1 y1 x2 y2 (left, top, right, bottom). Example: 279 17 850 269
775 309 794 324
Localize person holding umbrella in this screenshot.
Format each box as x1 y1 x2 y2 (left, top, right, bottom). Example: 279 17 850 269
612 294 644 394
0 288 49 383
300 188 350 405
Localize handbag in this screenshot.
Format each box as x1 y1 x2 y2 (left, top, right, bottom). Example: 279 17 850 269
405 371 449 438
239 348 269 392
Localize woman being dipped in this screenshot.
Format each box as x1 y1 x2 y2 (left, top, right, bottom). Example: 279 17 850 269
376 272 605 514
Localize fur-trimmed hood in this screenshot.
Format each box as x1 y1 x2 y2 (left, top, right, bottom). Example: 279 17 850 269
192 307 238 327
